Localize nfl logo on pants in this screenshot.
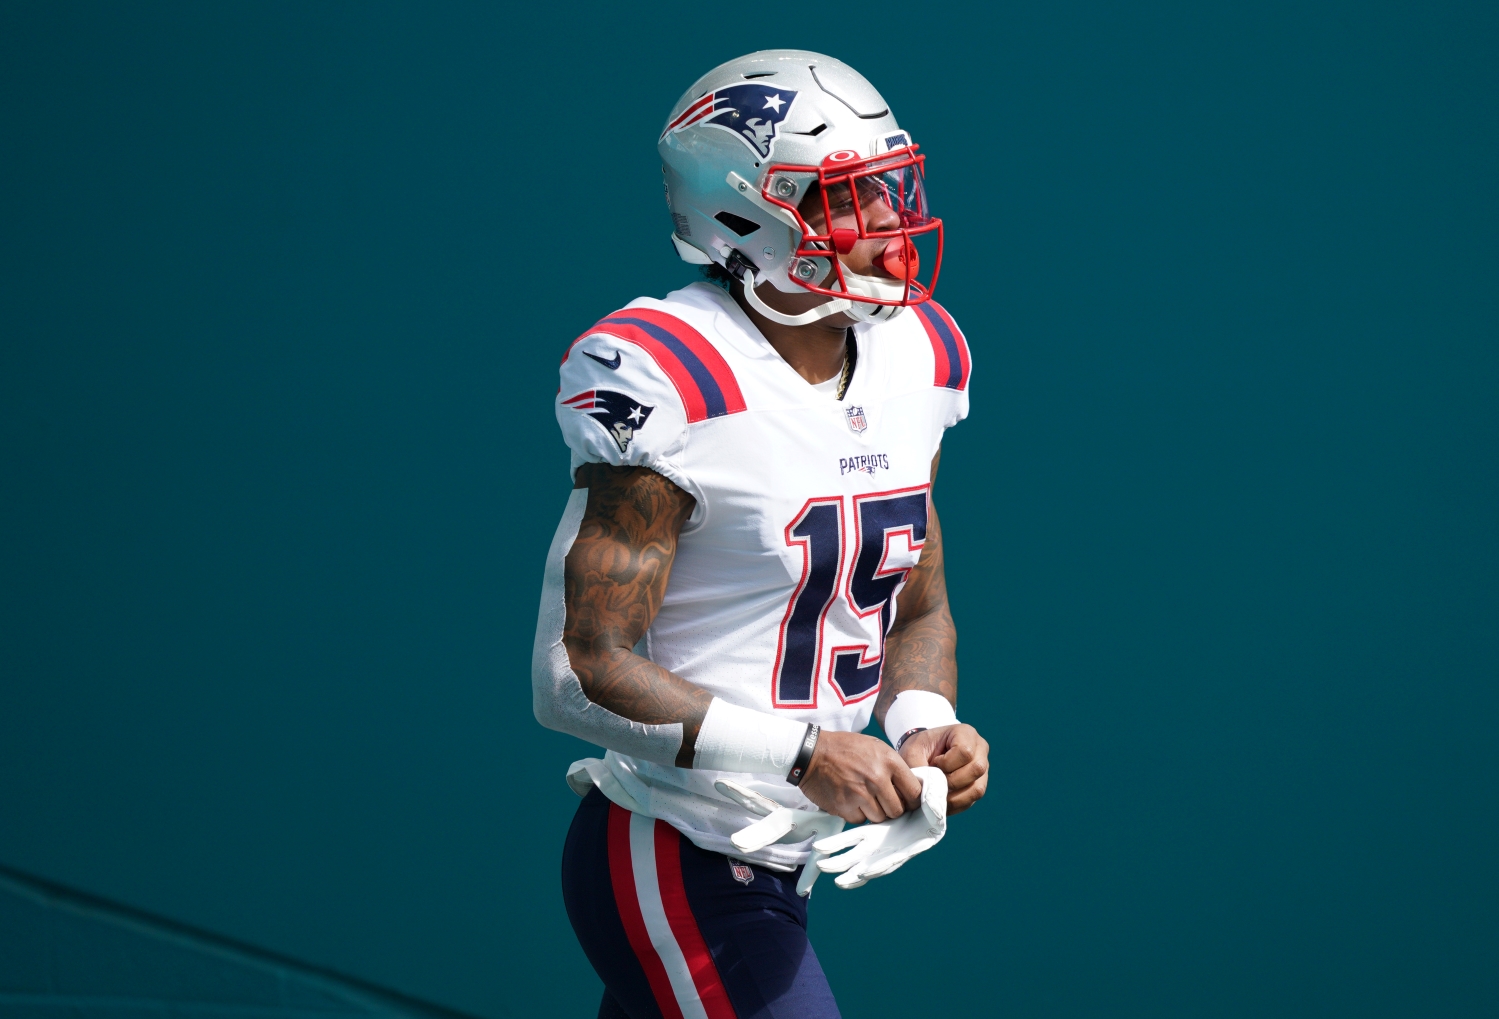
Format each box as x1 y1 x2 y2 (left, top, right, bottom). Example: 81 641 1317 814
729 860 755 885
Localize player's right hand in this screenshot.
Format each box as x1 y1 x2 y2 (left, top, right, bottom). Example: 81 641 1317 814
798 730 923 823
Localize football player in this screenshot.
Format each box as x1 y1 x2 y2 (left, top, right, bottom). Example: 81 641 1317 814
533 50 990 1018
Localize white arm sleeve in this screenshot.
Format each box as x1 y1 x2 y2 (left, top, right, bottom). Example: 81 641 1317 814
531 492 812 774
533 332 702 763
530 488 684 765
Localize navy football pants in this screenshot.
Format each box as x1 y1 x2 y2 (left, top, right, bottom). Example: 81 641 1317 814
562 787 842 1019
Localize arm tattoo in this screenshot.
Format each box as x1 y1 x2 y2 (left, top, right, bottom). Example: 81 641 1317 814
876 449 959 726
562 463 710 768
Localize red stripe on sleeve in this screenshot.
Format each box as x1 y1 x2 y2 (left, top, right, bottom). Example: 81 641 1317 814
652 822 739 1019
917 306 953 387
928 300 971 390
564 308 747 424
607 806 685 1019
587 321 711 423
621 309 748 416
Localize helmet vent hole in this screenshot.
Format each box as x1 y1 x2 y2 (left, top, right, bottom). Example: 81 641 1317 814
742 71 777 79
791 123 828 137
714 211 761 237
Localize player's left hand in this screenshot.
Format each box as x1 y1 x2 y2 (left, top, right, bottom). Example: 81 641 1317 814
897 723 989 815
813 766 948 889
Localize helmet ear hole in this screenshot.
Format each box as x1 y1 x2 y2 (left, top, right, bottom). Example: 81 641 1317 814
714 211 761 237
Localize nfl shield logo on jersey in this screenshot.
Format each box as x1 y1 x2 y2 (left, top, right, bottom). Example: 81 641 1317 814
729 860 755 885
562 390 654 455
845 405 868 434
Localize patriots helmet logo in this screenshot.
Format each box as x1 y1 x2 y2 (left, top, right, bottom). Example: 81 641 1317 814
563 389 654 455
662 83 798 159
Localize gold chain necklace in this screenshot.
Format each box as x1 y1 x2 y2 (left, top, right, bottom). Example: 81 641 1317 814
835 331 857 401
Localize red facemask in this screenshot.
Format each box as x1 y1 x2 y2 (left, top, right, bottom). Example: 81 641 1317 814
763 143 944 308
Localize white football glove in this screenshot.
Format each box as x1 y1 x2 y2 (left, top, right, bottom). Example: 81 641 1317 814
812 766 948 889
714 780 845 897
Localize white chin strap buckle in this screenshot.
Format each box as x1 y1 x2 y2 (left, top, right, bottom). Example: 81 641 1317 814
739 267 852 327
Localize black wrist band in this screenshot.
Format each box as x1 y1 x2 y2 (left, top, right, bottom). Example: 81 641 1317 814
786 723 820 785
895 727 928 751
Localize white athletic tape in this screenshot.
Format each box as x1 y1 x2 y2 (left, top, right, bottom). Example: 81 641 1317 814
882 690 958 748
693 698 808 776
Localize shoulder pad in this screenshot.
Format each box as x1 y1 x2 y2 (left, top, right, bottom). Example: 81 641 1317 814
557 306 746 474
559 329 684 470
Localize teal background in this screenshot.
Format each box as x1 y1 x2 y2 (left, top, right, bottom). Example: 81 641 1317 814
2 2 1495 1016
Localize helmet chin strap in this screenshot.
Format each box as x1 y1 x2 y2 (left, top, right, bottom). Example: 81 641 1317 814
740 268 852 327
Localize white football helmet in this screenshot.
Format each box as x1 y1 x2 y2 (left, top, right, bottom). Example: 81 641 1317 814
659 50 943 325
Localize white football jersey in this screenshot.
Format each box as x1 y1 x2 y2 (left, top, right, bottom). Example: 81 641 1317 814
543 281 970 868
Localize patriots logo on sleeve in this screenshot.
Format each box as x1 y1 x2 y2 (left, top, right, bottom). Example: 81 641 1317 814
563 390 654 455
661 83 797 159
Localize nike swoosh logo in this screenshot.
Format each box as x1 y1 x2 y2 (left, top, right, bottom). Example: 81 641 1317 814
583 350 621 370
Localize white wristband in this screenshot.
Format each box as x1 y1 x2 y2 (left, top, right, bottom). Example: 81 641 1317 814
693 698 808 775
882 691 958 749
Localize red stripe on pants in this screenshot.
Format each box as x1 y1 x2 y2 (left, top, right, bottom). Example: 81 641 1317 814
653 821 738 1019
607 805 684 1019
